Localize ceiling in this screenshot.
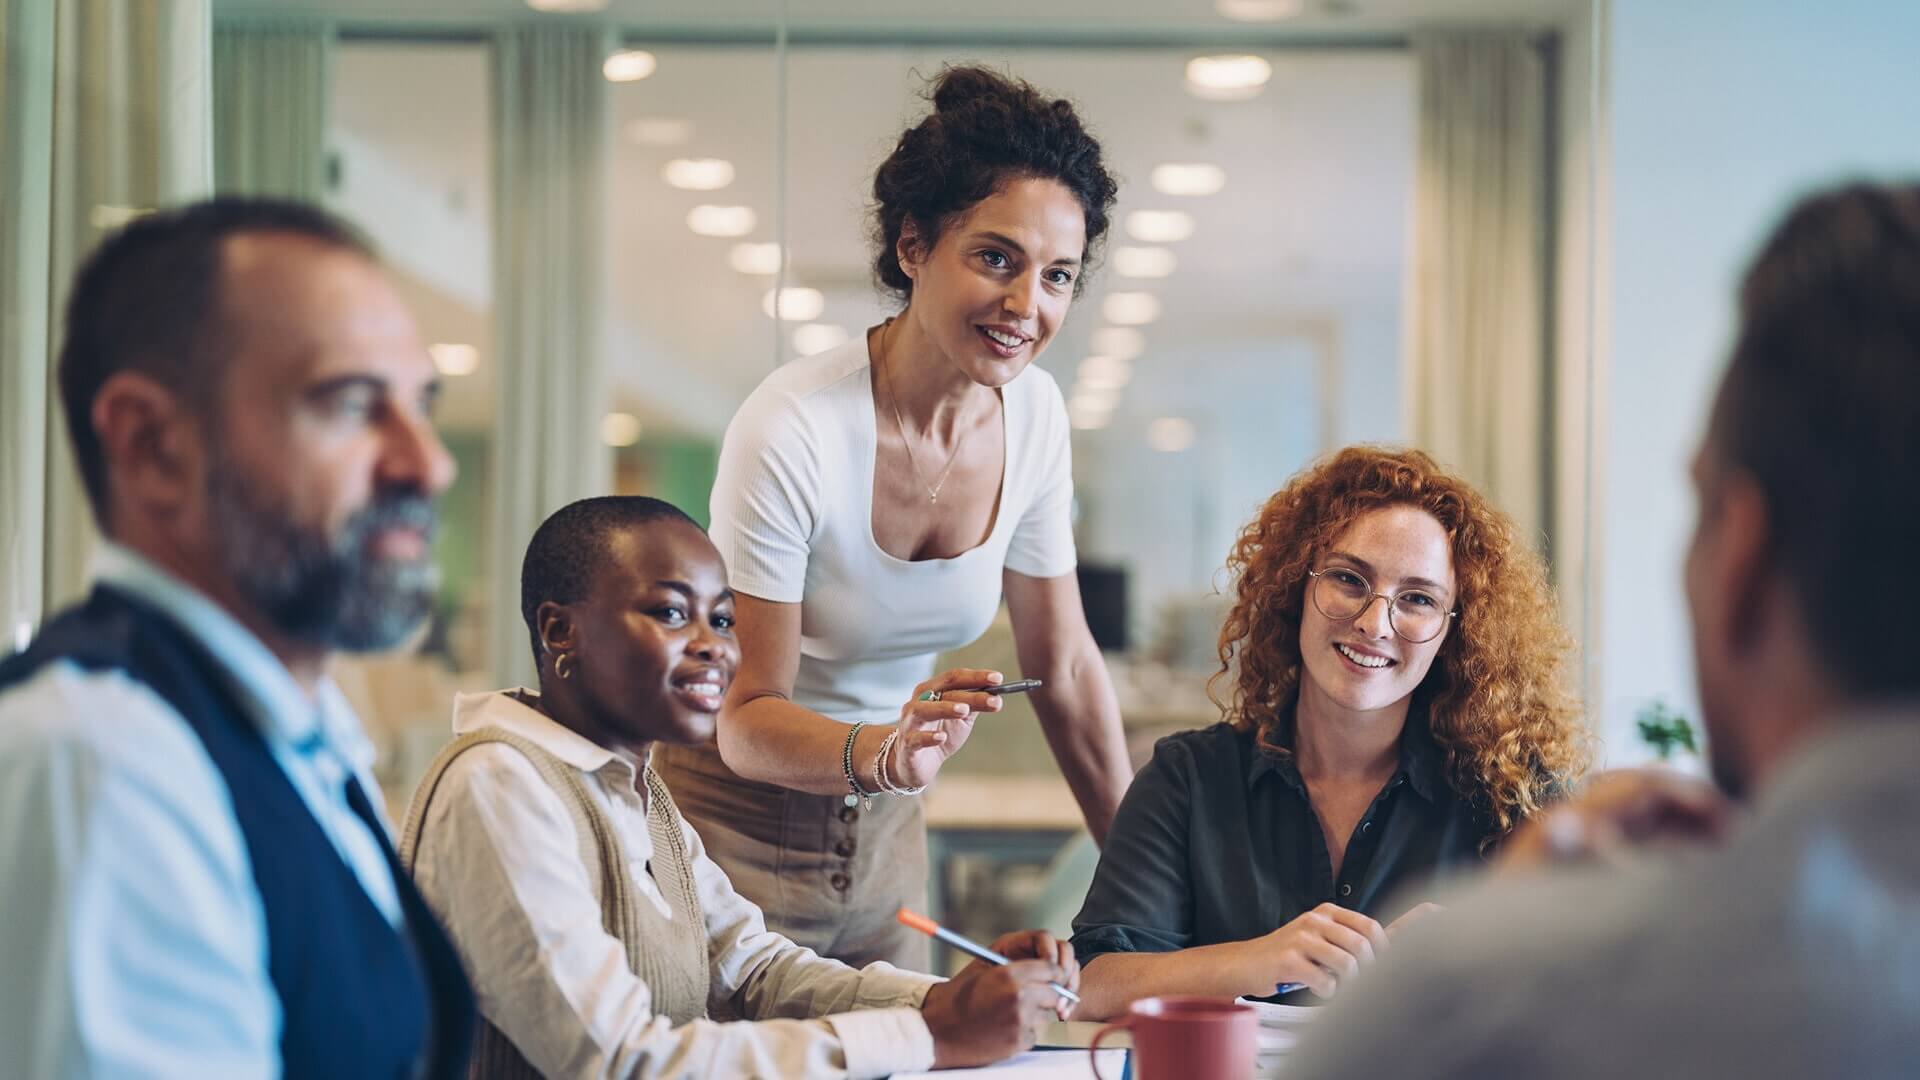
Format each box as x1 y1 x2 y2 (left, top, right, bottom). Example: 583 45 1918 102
308 0 1584 440
228 0 1581 36
328 38 1418 435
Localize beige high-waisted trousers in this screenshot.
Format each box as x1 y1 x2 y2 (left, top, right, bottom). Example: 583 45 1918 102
655 740 931 972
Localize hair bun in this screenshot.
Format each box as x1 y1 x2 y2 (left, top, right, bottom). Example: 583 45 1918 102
930 65 1014 114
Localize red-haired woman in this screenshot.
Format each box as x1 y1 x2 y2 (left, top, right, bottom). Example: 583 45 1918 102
1071 446 1591 1019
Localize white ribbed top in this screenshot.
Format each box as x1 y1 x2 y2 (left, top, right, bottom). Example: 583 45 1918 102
709 336 1077 726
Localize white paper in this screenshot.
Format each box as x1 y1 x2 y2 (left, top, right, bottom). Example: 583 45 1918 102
890 1048 1128 1079
1234 997 1320 1027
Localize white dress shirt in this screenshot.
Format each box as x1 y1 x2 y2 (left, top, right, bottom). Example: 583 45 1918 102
0 543 406 1078
410 690 943 1079
1286 712 1920 1079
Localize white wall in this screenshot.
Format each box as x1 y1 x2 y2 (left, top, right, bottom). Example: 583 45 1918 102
1591 0 1920 763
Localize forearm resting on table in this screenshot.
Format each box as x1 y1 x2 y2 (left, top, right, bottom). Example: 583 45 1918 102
1077 944 1265 1021
717 689 892 796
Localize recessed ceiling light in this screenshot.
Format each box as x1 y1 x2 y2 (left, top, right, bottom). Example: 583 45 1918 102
687 205 756 237
626 117 692 146
603 49 657 83
1151 163 1227 197
1186 54 1273 101
1090 327 1147 360
527 0 607 10
1148 416 1197 452
793 323 850 356
428 343 479 377
663 158 734 191
1078 355 1133 389
601 412 643 447
729 242 782 275
1113 246 1177 279
1216 0 1305 21
1126 210 1195 243
1103 292 1162 326
763 287 825 322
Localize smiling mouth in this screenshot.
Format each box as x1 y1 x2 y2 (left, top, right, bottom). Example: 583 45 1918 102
1335 643 1396 671
671 679 727 712
977 326 1030 356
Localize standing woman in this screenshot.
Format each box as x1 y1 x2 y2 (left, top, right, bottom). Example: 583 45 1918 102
657 66 1134 970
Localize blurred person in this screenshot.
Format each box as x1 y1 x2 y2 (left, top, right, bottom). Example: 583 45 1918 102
403 496 1078 1078
1072 447 1591 1019
660 65 1133 970
1286 182 1920 1078
0 199 473 1076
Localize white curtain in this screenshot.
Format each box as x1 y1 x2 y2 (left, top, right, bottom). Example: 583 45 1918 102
487 24 611 687
213 18 329 199
1408 31 1550 547
2 0 57 650
1 0 212 643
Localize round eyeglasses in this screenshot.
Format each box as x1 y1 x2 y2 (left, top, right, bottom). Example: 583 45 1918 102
1306 566 1457 644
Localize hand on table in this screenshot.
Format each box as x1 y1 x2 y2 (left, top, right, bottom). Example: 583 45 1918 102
921 929 1075 1068
1498 768 1734 873
1251 903 1389 1000
888 668 1008 789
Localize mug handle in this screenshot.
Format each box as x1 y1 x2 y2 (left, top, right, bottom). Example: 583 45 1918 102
1088 1020 1130 1080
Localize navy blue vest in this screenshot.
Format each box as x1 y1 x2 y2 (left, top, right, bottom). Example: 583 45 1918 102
0 587 474 1078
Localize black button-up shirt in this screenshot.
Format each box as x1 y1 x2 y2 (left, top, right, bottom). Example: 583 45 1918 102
1071 712 1496 1002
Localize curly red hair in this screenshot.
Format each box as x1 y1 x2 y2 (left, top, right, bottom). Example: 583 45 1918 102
1211 445 1591 838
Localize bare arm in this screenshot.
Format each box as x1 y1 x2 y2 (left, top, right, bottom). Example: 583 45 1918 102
1078 944 1276 1021
1003 568 1133 846
1077 905 1389 1021
716 592 1006 794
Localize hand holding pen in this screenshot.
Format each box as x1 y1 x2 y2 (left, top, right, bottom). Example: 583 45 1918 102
887 669 1018 790
1254 903 1389 1001
905 910 1082 1068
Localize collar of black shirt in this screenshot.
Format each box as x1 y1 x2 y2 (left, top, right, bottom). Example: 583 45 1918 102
1244 696 1447 805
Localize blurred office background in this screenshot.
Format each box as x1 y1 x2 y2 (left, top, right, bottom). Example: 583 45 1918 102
6 0 1918 963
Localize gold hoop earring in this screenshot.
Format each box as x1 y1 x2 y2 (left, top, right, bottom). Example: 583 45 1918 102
554 652 575 681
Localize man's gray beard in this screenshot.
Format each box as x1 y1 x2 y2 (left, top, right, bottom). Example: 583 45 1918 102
206 462 440 653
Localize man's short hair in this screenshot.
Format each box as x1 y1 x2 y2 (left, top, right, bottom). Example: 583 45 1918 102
1711 181 1920 697
519 496 704 662
57 197 376 528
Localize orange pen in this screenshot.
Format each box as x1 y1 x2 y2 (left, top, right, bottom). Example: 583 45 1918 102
896 908 1081 1003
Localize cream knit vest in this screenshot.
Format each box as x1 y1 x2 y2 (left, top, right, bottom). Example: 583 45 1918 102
400 727 711 1079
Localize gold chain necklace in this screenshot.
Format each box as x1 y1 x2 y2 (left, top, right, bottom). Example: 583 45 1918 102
879 347 970 504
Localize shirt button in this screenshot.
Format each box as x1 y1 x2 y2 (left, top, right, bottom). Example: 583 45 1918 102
1361 821 1373 833
1339 883 1353 898
834 839 855 858
830 872 851 891
838 806 859 824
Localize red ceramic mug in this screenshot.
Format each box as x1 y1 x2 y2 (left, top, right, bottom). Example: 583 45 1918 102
1089 996 1257 1080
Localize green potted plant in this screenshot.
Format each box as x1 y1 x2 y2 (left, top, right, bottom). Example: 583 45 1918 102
1636 700 1698 761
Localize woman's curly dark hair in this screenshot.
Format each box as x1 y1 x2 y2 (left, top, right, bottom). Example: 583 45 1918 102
870 65 1118 302
1210 446 1593 840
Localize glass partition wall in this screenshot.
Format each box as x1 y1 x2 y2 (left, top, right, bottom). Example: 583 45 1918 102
192 1 1572 968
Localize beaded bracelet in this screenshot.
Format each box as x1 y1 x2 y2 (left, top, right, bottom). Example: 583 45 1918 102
841 721 877 810
872 728 928 798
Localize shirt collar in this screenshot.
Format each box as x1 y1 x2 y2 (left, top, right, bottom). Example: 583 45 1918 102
92 541 341 755
1246 696 1444 805
450 688 646 786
